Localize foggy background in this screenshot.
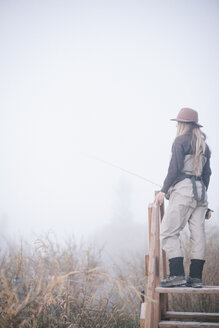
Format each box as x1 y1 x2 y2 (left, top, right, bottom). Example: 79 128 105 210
0 0 218 258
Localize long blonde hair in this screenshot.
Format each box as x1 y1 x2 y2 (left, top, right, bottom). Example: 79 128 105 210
176 122 206 175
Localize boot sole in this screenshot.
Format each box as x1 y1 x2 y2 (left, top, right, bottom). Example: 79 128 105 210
160 282 187 288
186 284 202 288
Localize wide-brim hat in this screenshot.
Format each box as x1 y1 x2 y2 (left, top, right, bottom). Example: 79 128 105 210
171 107 203 128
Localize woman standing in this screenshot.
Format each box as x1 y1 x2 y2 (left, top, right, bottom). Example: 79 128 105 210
154 108 211 288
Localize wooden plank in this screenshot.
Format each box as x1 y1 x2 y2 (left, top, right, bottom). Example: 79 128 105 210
145 204 159 328
164 311 219 321
160 201 168 315
145 254 149 276
148 205 152 246
160 202 166 279
153 200 161 326
156 286 219 294
153 203 160 328
160 293 167 319
161 248 168 316
140 319 145 328
145 204 156 328
159 321 219 327
155 203 160 284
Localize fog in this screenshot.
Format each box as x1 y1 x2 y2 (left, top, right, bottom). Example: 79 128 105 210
0 0 219 257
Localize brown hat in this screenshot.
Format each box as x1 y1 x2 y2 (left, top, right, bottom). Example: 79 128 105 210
171 107 203 127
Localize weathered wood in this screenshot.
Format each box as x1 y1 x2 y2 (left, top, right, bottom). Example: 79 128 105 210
156 286 219 294
153 199 161 327
160 200 167 281
144 301 219 322
148 205 152 246
160 198 168 316
164 311 219 321
159 321 219 327
162 249 167 279
145 204 159 328
161 248 168 316
142 195 219 328
159 293 167 319
160 201 167 264
145 254 149 276
140 319 145 328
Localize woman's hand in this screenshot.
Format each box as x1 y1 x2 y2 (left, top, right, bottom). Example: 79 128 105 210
154 191 165 206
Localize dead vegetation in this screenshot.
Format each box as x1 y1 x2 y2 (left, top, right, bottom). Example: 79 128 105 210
0 225 218 327
0 234 144 328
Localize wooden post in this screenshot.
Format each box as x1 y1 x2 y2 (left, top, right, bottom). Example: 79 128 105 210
145 205 152 276
145 255 149 276
142 195 167 327
160 201 168 316
142 193 219 327
141 204 153 327
145 204 159 328
160 202 167 280
153 201 161 326
148 205 152 246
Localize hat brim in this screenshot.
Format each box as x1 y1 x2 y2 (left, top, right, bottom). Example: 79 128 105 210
170 118 203 128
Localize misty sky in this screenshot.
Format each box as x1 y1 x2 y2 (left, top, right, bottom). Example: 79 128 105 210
0 0 219 251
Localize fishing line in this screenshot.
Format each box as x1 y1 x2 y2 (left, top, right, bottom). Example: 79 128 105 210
80 152 162 188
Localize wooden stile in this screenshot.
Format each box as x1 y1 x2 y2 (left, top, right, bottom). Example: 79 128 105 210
148 205 152 246
145 254 149 276
144 204 159 328
164 311 219 321
141 193 219 328
153 201 161 327
156 286 219 294
160 201 168 315
159 321 219 327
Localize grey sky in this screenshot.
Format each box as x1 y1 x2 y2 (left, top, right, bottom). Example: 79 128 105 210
0 0 218 246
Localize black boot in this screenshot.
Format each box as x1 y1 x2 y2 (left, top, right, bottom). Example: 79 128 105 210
186 259 205 288
160 257 186 287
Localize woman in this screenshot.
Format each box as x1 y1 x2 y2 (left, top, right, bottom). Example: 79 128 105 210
154 107 211 288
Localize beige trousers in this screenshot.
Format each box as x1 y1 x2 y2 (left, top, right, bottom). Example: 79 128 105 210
160 179 208 260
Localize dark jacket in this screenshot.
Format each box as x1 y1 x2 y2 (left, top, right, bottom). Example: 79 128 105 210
161 133 211 194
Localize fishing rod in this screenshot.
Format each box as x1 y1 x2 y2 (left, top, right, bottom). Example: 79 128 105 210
80 152 162 188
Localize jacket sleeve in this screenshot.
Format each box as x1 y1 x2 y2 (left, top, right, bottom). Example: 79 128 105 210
202 146 212 190
161 139 185 194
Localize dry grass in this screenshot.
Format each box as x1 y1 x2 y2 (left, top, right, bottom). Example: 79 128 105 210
1 225 219 327
0 234 144 328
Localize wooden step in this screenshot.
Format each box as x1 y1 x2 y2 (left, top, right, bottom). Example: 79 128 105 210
159 320 219 327
164 311 219 321
156 286 219 294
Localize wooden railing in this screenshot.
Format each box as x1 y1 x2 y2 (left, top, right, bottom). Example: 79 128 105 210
140 195 219 328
